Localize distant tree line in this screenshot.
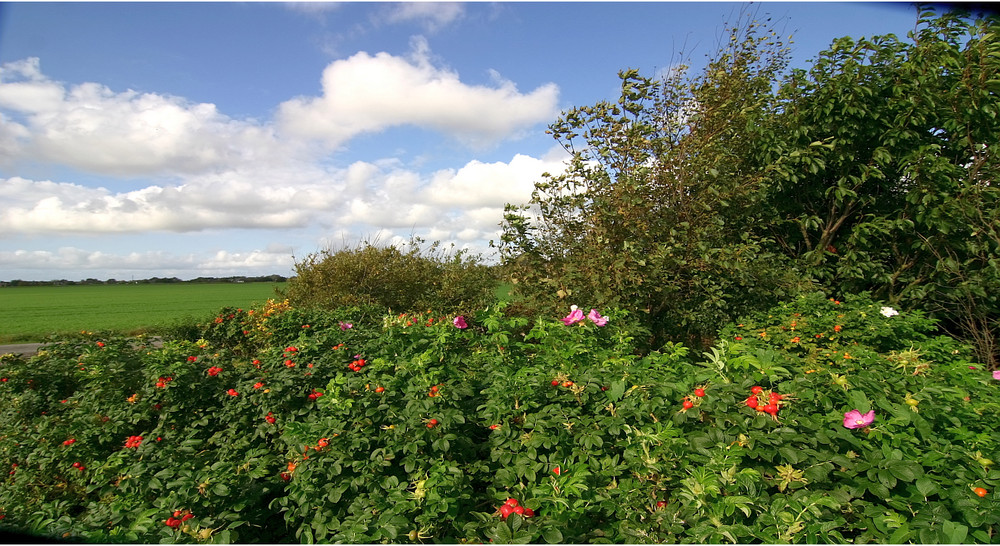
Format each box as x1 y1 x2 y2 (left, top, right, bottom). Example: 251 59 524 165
0 275 289 287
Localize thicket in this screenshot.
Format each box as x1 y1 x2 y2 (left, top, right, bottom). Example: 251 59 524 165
2 293 998 543
496 5 1000 364
282 238 499 317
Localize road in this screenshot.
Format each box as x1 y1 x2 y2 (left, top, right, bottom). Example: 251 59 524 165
0 343 47 356
0 338 164 357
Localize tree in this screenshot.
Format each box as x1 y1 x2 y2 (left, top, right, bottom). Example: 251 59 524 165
497 11 801 348
757 5 1000 365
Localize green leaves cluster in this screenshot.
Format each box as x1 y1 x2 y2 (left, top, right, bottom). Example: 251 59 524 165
2 292 998 543
760 7 1000 368
283 236 499 318
497 6 1000 364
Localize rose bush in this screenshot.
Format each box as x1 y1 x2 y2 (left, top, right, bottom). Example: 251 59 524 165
1 293 998 543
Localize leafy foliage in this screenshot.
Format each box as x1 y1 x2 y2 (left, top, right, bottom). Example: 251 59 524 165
498 6 1000 364
496 11 810 348
283 237 499 318
757 6 1000 367
2 293 998 543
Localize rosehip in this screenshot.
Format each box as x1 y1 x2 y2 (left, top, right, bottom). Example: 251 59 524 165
505 498 518 507
746 396 759 409
551 380 560 386
975 487 988 497
751 386 763 394
499 504 514 519
682 399 694 410
694 388 706 397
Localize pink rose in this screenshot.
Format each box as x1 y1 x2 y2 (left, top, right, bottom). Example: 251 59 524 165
843 409 875 429
587 309 609 326
562 306 585 325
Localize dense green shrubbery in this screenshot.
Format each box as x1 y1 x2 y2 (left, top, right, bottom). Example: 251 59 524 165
2 292 998 543
498 6 1000 363
282 238 500 318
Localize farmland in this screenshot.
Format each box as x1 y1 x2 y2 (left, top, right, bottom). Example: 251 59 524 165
0 282 285 343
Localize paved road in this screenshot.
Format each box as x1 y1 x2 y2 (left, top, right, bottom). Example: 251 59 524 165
1 338 164 357
0 343 47 356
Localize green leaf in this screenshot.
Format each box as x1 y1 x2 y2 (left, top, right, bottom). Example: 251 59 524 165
212 483 231 497
542 527 564 543
888 523 913 544
886 460 923 482
915 477 937 497
941 520 968 544
489 522 513 544
605 381 626 403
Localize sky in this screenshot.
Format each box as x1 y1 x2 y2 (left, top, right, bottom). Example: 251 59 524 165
0 1 932 282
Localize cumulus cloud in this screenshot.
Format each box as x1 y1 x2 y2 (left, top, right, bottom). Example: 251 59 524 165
0 145 568 240
277 37 560 148
0 58 303 177
0 49 569 280
424 154 555 207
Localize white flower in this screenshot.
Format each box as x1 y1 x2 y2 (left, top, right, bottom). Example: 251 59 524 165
880 306 899 318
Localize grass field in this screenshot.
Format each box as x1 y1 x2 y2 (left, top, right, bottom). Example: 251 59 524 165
0 282 286 343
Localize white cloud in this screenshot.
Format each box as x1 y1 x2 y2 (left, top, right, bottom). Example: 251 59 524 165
0 246 294 279
0 145 568 240
277 37 560 148
284 2 343 16
424 153 558 207
0 52 569 280
0 58 305 177
0 172 335 235
379 3 465 32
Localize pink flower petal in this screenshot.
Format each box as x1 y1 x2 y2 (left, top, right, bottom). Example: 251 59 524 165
562 308 585 325
587 309 609 326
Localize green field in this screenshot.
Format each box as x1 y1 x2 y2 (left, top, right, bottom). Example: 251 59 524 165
0 282 285 343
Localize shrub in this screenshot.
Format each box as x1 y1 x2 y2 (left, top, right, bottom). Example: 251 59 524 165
1 293 998 543
282 238 499 317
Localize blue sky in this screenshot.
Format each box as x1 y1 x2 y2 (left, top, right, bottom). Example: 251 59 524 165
0 1 926 281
